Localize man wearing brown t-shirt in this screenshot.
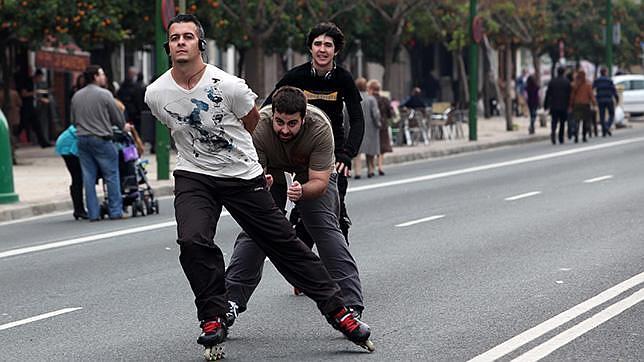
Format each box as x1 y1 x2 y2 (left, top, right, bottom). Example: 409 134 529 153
225 86 365 323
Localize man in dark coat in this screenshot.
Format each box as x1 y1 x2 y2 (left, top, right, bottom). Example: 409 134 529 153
544 67 572 144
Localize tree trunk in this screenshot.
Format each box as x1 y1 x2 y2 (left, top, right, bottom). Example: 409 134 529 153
243 43 266 98
504 45 514 131
455 49 469 107
382 36 394 95
531 48 541 86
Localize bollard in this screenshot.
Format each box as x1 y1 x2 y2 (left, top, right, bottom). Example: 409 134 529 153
0 109 19 204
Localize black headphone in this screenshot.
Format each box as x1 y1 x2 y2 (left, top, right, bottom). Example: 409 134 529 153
311 62 335 80
164 22 207 55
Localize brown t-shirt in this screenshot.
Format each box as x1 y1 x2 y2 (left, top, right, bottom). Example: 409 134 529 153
254 104 335 185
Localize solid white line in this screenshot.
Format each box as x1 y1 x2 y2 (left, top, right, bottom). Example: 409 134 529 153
0 307 82 331
0 221 176 259
583 175 614 183
504 191 541 201
467 271 644 362
0 210 233 259
348 137 644 194
512 288 644 361
395 215 445 227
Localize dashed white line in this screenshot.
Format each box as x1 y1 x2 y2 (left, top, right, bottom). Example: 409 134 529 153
504 191 541 201
395 215 445 227
583 175 614 183
512 288 644 361
348 137 644 194
0 307 82 331
468 271 644 362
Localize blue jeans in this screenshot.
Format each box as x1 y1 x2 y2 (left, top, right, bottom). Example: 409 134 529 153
78 135 122 220
598 102 614 135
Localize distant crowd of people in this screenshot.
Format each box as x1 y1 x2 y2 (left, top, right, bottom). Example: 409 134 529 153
514 66 620 144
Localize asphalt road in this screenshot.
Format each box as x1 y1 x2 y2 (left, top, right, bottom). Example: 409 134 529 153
1 129 643 361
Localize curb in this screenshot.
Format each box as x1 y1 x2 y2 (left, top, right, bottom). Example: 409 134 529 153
0 185 175 222
383 134 550 165
0 136 549 222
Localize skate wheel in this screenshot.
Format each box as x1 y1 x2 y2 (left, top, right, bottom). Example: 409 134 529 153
203 345 225 360
360 339 375 352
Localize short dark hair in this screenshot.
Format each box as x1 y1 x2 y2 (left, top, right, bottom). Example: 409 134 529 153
83 65 102 84
167 13 205 39
557 67 565 77
600 67 608 76
306 22 344 54
271 86 307 119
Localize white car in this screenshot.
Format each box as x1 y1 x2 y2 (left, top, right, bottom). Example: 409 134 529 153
613 74 644 116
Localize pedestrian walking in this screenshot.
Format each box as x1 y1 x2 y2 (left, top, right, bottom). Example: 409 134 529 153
117 66 145 132
15 68 50 147
0 80 22 163
55 124 87 220
526 75 540 134
263 21 364 241
225 86 368 327
569 70 597 143
368 79 393 176
352 77 380 179
71 64 129 221
144 14 372 360
544 67 572 144
592 67 619 137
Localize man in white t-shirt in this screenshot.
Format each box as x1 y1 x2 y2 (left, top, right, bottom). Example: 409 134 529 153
144 14 371 360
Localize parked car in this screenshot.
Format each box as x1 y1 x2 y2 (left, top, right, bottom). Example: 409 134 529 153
613 74 644 116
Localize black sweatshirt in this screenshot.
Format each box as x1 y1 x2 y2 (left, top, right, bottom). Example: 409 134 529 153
263 62 364 159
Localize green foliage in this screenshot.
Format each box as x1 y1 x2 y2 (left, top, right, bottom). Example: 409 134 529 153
0 0 154 50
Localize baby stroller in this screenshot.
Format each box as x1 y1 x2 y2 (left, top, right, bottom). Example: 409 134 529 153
99 128 159 218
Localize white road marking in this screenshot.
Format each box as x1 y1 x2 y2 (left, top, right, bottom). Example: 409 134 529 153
512 288 644 362
504 191 541 201
348 137 644 194
583 175 614 183
395 215 445 227
468 271 644 362
0 210 232 259
0 221 176 259
0 307 82 331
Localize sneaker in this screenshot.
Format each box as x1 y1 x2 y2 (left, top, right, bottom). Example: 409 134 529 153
224 301 239 328
293 287 304 296
197 317 227 347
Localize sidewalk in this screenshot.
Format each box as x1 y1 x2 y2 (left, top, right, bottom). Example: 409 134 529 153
0 115 615 222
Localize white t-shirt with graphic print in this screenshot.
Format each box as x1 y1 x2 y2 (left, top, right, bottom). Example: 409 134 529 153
145 64 263 180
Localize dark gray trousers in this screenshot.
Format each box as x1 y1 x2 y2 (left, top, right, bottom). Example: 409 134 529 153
225 173 364 312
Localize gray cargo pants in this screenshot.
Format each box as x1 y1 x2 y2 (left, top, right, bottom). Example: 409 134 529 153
225 173 364 311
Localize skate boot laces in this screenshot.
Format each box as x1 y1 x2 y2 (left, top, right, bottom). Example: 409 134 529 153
335 308 360 333
201 319 224 335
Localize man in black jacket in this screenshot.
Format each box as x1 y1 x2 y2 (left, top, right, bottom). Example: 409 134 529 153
263 22 364 241
544 67 572 145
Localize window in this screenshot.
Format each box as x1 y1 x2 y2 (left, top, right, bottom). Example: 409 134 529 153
630 80 644 90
